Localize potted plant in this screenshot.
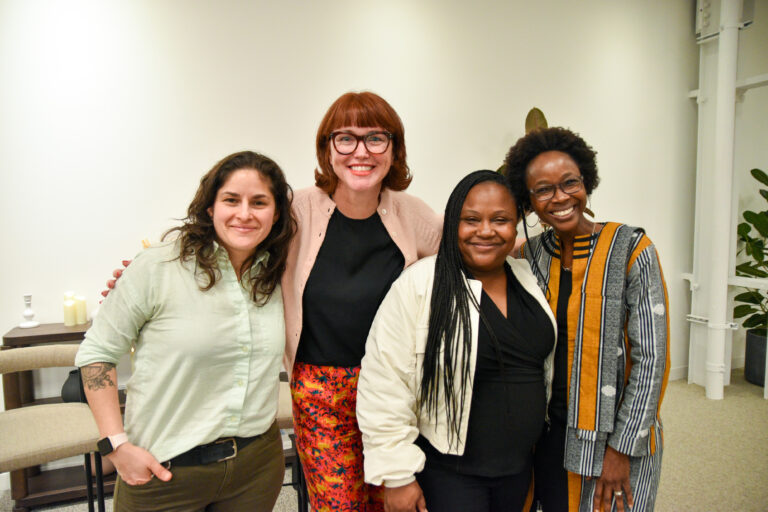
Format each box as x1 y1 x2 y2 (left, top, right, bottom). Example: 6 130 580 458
733 167 768 386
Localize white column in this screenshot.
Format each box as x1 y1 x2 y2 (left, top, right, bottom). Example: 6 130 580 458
705 0 742 399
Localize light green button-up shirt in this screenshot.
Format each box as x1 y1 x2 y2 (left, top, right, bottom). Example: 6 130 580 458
76 241 285 463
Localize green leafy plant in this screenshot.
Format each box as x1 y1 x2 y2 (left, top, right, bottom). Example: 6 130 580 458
733 168 768 330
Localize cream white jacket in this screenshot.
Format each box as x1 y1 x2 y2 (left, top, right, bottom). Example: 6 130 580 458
357 255 557 488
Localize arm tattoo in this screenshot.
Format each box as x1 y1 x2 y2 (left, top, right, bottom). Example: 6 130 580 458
81 362 116 391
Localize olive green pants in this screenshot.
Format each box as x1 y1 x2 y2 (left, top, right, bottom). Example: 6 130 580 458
114 422 284 512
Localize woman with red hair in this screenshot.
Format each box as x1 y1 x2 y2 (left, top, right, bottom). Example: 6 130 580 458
282 91 442 511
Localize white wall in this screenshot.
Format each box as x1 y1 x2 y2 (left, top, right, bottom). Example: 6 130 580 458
730 0 768 366
0 0 699 492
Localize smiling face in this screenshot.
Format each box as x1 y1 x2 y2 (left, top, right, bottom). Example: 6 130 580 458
458 182 519 278
329 125 393 196
526 150 589 237
207 168 278 270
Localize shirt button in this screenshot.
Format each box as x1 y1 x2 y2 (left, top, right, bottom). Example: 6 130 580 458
230 415 237 423
241 346 249 353
238 379 245 387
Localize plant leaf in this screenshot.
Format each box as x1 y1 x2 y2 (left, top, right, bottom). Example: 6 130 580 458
734 291 764 304
746 241 755 258
760 189 768 202
751 168 768 187
735 262 768 278
754 239 765 262
738 222 751 238
525 108 548 134
743 210 768 237
748 240 765 262
734 304 757 318
743 312 768 329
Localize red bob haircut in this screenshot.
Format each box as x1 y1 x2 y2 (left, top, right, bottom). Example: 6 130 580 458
315 91 412 194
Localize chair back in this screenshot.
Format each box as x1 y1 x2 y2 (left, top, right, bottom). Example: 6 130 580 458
0 344 80 374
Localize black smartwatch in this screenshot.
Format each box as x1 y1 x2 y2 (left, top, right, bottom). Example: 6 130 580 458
97 433 128 456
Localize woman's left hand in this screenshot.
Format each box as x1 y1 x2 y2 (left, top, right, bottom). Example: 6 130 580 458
384 481 427 512
592 445 633 512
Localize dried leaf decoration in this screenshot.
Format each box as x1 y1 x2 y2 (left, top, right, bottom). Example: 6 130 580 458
525 107 548 134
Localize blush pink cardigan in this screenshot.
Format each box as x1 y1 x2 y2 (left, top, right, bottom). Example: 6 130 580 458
281 186 443 375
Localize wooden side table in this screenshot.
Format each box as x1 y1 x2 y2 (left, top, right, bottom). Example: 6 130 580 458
2 322 118 511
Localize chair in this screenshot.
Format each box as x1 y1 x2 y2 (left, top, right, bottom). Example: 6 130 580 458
277 372 309 512
0 344 106 512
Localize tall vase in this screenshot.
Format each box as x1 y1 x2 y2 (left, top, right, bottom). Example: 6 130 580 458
20 294 40 328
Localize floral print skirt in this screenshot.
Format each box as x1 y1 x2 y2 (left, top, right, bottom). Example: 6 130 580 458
291 362 385 512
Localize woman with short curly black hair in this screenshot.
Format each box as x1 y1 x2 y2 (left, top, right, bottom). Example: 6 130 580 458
504 127 669 512
505 127 600 216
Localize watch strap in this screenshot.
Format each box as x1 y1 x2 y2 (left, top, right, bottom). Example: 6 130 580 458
109 432 129 451
98 432 128 456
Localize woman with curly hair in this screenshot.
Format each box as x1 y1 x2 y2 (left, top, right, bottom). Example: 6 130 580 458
76 151 296 512
504 127 669 512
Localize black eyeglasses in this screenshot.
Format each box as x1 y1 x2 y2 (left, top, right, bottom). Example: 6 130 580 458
529 176 584 201
329 131 393 155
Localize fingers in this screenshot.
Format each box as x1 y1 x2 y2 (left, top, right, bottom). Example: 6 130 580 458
417 493 428 512
602 484 615 512
613 483 633 512
118 465 154 486
615 488 625 512
103 260 130 297
148 460 173 482
594 482 632 512
384 482 423 512
616 471 632 512
593 479 604 512
617 481 634 511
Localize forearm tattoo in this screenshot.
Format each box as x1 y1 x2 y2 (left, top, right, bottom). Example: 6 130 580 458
81 362 116 391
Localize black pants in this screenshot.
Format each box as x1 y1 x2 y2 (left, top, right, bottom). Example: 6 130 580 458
416 461 531 512
530 421 569 512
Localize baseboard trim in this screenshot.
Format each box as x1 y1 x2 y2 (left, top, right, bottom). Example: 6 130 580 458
669 366 687 381
668 359 746 383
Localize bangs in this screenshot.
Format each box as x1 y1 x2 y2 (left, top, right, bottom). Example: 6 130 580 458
325 96 396 133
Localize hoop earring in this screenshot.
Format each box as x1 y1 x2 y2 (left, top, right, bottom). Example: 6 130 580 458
584 196 595 218
525 213 540 229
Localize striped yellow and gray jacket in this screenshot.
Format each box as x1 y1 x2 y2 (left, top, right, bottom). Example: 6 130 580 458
521 222 670 478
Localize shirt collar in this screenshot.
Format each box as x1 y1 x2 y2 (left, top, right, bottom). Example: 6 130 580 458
211 241 270 273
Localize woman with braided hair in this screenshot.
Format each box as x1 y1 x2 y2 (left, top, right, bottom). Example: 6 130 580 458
357 170 557 512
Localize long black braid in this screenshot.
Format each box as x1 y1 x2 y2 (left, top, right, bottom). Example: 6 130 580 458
419 170 514 448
